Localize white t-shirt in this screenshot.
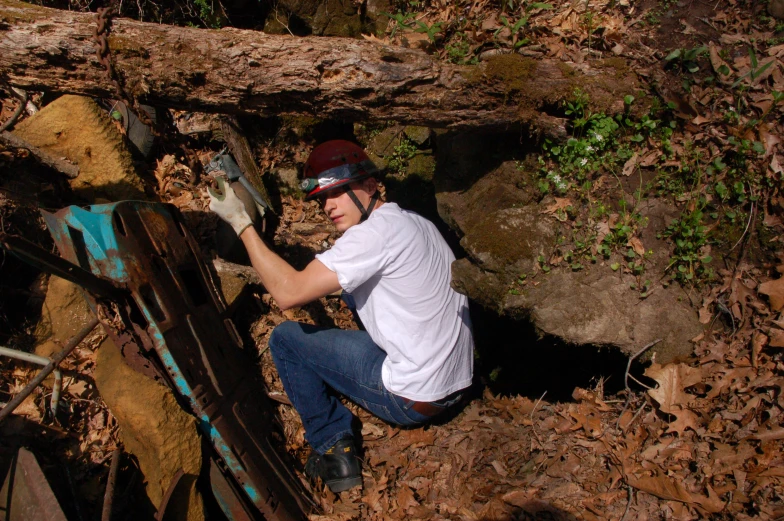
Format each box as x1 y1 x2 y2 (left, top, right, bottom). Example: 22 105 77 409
316 203 474 402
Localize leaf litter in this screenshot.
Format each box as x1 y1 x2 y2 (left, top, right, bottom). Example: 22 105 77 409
1 0 784 518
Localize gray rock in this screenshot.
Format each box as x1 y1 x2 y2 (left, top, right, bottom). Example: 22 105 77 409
368 125 404 157
404 126 432 146
438 152 702 362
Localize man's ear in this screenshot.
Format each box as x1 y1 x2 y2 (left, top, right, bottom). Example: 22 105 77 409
363 176 379 195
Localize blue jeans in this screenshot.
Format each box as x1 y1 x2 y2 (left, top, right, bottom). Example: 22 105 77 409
269 321 446 454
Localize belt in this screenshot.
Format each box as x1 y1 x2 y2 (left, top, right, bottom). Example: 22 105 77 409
404 399 447 417
401 390 464 417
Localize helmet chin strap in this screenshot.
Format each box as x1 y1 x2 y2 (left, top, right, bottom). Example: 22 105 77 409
346 189 380 223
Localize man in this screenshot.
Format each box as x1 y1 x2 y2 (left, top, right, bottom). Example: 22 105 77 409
208 140 473 493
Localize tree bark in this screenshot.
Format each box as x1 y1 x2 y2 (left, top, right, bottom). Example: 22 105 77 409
0 0 639 132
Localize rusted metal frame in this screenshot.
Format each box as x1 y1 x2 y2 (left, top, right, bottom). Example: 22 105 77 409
0 448 69 521
39 201 313 520
101 449 121 521
0 346 63 417
153 468 184 521
0 318 99 423
0 233 125 299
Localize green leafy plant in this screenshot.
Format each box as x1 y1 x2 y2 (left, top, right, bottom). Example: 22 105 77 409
665 46 708 73
387 136 418 174
494 3 552 48
445 36 477 64
413 20 443 43
660 209 714 284
383 10 416 37
732 47 775 88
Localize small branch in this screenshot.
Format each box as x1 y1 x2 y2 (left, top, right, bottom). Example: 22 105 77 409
0 131 80 178
624 339 661 392
627 374 654 391
0 89 27 132
729 200 755 253
530 390 547 448
616 339 661 430
619 485 634 521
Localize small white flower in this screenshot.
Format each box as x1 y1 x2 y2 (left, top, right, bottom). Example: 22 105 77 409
580 158 588 166
586 146 595 153
594 133 603 141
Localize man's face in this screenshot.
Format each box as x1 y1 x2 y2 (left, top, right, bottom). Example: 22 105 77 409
320 179 377 233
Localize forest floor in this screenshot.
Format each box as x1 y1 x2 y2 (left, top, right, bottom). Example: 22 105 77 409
1 0 784 520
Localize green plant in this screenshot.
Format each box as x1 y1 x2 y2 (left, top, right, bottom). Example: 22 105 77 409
494 3 552 48
659 209 714 284
664 46 708 73
193 0 224 28
387 136 418 174
445 35 477 64
383 10 416 37
413 20 443 43
732 47 775 88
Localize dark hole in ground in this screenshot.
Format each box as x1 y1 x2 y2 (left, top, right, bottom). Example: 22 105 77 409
470 304 646 402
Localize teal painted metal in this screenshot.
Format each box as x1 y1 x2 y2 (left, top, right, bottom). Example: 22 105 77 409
41 201 312 521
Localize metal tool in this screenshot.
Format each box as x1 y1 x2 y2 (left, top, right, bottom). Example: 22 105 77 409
205 150 271 215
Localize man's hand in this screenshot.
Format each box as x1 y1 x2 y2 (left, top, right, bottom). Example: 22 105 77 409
207 176 253 236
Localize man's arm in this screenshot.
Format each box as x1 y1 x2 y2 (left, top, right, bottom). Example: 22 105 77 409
207 176 341 310
240 227 341 310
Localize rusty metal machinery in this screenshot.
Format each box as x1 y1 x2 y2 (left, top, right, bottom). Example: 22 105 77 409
3 201 312 521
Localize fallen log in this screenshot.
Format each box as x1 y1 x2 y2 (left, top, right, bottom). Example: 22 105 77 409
0 0 639 133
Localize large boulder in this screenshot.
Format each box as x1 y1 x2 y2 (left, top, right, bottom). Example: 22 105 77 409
435 135 702 362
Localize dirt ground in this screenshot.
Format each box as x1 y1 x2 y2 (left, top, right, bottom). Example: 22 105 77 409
1 0 784 519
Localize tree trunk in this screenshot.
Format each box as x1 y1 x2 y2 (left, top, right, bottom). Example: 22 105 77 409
0 0 638 132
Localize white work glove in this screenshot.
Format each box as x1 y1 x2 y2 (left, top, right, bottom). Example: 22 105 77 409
207 176 253 236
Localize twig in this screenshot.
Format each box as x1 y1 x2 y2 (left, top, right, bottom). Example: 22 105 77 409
0 90 27 132
729 200 755 252
0 131 80 178
627 374 654 391
616 339 661 430
530 390 547 447
623 401 647 432
624 339 661 391
620 485 633 521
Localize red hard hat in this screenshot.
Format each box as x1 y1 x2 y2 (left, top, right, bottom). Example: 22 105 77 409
301 140 379 200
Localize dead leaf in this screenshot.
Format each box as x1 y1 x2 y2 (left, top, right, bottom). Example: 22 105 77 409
543 197 573 215
628 237 645 256
758 277 784 311
625 473 722 513
769 328 784 348
622 153 639 176
752 331 768 367
709 42 732 80
665 407 701 435
750 427 784 441
397 485 419 511
645 363 703 414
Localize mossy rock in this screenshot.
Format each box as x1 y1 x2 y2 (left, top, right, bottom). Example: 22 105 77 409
404 126 432 146
405 153 436 181
368 125 404 157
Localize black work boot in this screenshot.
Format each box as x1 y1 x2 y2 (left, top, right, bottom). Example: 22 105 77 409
305 437 362 493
